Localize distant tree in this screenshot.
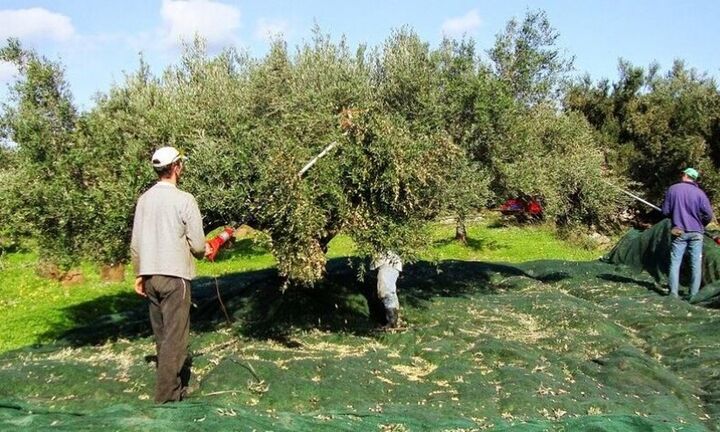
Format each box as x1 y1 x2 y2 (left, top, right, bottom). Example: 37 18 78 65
433 37 492 242
497 106 620 229
71 58 166 266
566 59 720 205
0 144 24 248
0 39 84 269
627 61 720 201
488 9 574 106
563 75 616 166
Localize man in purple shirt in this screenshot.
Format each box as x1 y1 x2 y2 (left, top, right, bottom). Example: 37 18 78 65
661 167 714 299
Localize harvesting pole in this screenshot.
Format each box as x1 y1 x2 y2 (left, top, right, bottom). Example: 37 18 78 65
295 108 361 178
297 141 339 178
601 179 661 212
602 178 720 244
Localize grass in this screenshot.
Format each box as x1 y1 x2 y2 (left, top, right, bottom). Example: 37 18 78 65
0 215 600 353
0 251 130 353
422 218 600 262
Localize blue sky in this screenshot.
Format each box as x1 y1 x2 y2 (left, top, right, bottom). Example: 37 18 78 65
1 0 719 111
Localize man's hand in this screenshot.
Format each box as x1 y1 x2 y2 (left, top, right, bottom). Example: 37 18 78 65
205 242 213 257
134 276 146 297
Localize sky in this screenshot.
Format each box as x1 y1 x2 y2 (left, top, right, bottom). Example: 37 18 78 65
0 0 719 111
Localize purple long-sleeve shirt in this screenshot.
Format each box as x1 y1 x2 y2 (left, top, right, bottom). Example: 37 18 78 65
661 181 714 233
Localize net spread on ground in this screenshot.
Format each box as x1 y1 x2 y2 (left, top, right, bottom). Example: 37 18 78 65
1 220 720 430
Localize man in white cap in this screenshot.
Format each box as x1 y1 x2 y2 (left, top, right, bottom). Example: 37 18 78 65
130 146 209 403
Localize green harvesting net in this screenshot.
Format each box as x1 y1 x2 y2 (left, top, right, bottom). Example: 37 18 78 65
2 224 720 431
604 218 720 306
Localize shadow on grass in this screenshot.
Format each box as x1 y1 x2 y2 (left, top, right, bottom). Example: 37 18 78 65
40 258 580 348
486 217 542 229
433 236 503 252
0 243 23 254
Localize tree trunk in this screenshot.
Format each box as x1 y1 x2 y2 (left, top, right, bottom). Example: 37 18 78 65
455 215 467 245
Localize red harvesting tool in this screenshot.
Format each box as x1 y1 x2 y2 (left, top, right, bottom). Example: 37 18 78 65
206 227 235 262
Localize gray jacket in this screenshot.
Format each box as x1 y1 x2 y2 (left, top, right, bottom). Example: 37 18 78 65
131 182 206 280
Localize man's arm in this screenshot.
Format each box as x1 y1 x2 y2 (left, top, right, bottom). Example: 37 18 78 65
130 204 145 296
661 189 672 217
184 195 207 259
700 193 714 226
130 216 140 275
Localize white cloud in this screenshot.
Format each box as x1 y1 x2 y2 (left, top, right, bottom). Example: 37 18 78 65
441 9 482 37
0 61 19 84
254 18 289 42
159 0 241 49
0 8 75 42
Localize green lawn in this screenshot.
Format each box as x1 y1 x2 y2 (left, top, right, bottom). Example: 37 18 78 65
0 216 600 353
421 219 601 262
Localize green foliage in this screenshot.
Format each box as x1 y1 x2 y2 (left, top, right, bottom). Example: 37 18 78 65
52 30 469 284
71 63 161 265
341 111 457 260
0 38 84 269
488 9 574 105
433 38 494 237
180 30 494 282
5 12 718 281
0 147 26 248
491 106 621 229
374 28 439 129
565 59 720 206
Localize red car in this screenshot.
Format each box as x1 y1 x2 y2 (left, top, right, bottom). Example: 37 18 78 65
499 198 543 219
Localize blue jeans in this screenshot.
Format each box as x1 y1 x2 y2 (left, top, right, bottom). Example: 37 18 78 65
669 231 704 297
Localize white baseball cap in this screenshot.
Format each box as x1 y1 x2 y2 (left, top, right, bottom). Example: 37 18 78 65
151 146 186 168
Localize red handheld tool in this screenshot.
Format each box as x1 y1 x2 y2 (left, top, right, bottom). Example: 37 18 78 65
206 227 235 262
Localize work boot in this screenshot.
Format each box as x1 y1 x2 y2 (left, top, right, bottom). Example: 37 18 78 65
384 308 399 329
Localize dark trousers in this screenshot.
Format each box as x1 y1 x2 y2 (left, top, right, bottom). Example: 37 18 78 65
145 275 191 403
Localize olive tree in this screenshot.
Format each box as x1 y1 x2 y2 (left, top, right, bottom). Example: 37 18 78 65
497 106 620 229
433 37 493 242
488 9 574 106
0 39 85 270
565 59 720 206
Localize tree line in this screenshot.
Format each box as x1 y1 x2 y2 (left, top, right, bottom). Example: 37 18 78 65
1 10 718 284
